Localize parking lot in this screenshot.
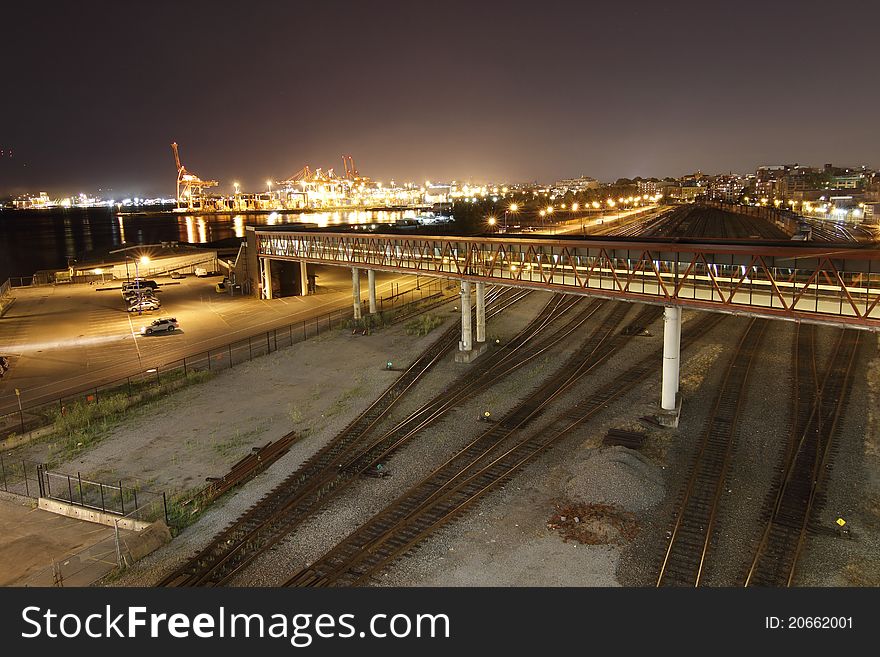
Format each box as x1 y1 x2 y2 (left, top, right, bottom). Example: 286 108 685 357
0 266 413 413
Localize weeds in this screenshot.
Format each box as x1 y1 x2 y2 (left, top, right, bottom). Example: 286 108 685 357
404 314 443 336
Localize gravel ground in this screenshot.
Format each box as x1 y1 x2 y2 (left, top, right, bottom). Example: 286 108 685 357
795 331 880 586
700 319 793 586
235 292 601 585
106 299 463 586
100 293 879 589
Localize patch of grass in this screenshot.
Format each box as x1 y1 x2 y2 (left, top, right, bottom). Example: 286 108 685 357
404 314 443 336
36 370 215 465
287 404 304 424
212 421 269 458
163 487 208 534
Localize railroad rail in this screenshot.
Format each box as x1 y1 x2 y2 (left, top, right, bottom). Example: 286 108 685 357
656 318 768 586
609 206 789 241
284 301 647 586
285 306 733 587
744 327 861 586
158 289 608 586
158 286 523 586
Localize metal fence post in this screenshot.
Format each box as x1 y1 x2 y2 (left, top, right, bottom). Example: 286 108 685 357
228 343 233 368
44 465 51 497
127 377 132 397
183 357 188 377
208 349 212 371
23 461 29 497
133 488 139 518
119 481 125 515
100 482 105 512
77 472 84 505
267 331 271 352
67 475 73 503
0 454 6 492
162 492 169 526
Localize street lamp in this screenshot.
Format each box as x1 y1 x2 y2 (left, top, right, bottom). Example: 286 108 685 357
487 216 497 233
504 203 518 231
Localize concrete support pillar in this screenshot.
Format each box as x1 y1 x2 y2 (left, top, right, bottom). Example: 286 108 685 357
368 269 377 314
661 305 682 411
352 267 362 320
475 282 486 343
262 258 273 300
299 260 308 296
459 281 472 352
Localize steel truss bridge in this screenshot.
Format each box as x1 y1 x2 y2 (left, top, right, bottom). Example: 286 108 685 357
255 230 880 329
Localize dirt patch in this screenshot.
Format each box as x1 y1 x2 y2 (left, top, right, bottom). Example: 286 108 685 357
547 500 639 545
679 344 725 394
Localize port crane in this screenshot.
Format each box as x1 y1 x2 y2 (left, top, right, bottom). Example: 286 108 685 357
171 142 218 207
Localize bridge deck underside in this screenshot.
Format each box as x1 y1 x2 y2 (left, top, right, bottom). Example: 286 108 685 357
257 232 880 329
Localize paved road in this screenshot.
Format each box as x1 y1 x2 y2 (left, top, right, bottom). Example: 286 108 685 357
0 266 419 414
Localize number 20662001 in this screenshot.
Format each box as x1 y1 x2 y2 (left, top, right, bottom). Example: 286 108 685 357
765 617 853 629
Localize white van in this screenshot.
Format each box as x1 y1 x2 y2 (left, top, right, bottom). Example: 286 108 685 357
194 267 208 277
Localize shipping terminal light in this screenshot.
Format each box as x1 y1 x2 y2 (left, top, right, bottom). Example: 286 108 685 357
509 203 519 212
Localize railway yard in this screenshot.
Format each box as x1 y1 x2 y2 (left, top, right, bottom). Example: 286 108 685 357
2 205 879 588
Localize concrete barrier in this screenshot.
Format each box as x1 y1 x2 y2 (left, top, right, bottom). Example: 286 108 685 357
38 497 153 531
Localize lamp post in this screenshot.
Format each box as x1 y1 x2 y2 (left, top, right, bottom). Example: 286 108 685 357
505 203 518 232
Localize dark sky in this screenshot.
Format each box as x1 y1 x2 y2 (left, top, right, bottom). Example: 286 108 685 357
2 0 878 197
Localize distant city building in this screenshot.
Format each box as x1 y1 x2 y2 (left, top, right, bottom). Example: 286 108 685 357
636 179 669 196
754 165 790 199
667 184 704 202
550 175 600 195
707 174 746 202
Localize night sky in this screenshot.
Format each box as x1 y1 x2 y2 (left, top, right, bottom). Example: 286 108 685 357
2 0 878 197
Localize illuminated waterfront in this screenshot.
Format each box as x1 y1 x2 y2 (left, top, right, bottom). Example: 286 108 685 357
0 207 444 281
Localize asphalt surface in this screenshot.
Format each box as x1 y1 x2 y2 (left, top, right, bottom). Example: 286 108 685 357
0 266 416 414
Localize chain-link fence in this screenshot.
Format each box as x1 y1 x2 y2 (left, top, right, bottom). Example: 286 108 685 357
0 455 41 497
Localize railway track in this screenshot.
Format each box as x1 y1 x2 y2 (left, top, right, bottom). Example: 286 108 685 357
158 286 525 586
744 327 861 586
286 307 726 587
158 289 610 586
656 317 768 587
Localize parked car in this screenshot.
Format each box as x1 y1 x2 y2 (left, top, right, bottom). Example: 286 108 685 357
127 298 161 313
194 267 208 277
123 289 157 303
140 317 179 335
170 271 185 279
122 279 158 291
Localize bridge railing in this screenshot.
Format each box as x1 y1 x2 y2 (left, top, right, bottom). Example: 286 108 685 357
256 231 880 328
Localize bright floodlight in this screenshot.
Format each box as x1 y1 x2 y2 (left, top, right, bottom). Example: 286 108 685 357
509 203 519 212
140 256 150 265
488 217 497 226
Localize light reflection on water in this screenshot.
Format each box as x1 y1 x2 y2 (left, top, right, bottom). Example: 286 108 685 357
174 209 419 240
0 207 429 280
